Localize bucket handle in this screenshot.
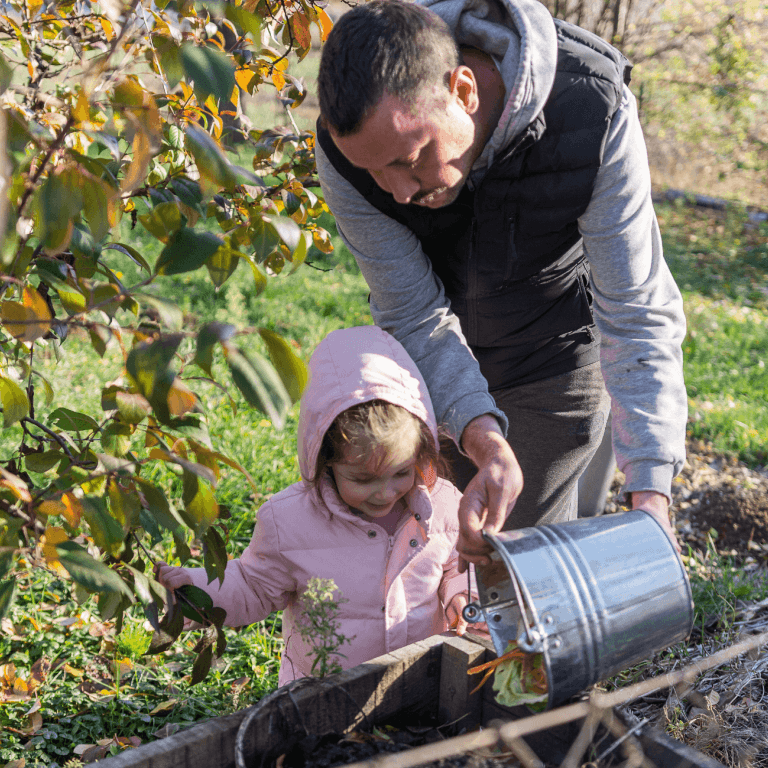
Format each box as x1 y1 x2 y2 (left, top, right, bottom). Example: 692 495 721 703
482 531 546 653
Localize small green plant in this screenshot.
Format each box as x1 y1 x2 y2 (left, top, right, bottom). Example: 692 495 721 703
296 577 354 678
114 618 153 660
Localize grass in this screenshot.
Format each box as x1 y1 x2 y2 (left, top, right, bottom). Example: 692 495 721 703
3 196 768 765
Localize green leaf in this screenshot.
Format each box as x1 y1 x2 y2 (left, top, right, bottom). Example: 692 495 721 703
115 391 152 424
132 293 183 331
0 374 29 427
103 243 152 273
89 325 112 357
288 231 310 274
139 201 184 243
180 43 236 104
225 345 291 430
182 471 218 534
108 480 142 529
170 177 203 211
190 634 215 684
47 407 99 433
185 125 237 192
155 227 223 276
82 496 126 556
126 334 183 402
70 222 101 261
136 478 186 535
148 598 184 654
82 177 115 241
24 450 63 473
195 322 237 377
206 238 242 289
258 328 307 402
202 526 227 586
101 422 132 457
0 57 12 96
223 3 263 39
0 578 16 620
267 215 301 253
57 540 133 597
176 583 214 623
250 217 281 261
243 255 268 295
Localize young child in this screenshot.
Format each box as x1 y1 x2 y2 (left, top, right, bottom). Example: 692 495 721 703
156 325 472 685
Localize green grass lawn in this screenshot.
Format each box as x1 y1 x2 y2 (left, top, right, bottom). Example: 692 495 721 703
2 200 767 766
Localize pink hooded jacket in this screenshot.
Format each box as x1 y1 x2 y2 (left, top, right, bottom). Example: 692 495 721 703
182 326 467 685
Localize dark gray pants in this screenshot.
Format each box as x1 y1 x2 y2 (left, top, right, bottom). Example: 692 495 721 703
444 362 611 529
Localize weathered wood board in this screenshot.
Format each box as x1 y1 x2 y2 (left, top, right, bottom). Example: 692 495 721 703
97 633 724 768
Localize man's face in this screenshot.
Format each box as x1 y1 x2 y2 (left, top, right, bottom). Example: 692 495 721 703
330 88 479 209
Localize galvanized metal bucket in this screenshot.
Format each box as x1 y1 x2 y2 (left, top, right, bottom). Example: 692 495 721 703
463 509 694 709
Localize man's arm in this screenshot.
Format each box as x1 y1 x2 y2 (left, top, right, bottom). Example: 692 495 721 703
579 84 687 544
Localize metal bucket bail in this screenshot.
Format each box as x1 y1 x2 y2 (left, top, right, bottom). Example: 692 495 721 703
463 509 694 709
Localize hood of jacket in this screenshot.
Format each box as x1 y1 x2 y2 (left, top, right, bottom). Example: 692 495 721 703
297 325 439 484
421 0 557 176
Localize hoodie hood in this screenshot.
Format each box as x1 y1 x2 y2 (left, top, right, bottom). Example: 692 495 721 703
297 326 438 482
421 0 558 174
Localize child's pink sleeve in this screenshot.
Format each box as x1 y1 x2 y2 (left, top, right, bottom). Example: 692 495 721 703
180 501 297 627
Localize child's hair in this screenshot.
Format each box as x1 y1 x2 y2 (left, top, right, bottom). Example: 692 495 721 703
314 400 447 487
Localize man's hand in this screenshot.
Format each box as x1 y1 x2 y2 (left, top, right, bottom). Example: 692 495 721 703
457 414 523 571
631 490 681 553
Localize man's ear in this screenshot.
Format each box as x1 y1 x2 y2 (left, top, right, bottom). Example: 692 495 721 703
449 66 480 114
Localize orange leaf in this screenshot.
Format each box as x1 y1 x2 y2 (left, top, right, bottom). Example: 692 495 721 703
235 68 256 92
289 12 311 49
0 467 31 502
315 9 333 42
167 378 196 417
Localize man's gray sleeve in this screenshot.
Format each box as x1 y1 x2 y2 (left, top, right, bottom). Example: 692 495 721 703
579 84 687 500
315 144 507 446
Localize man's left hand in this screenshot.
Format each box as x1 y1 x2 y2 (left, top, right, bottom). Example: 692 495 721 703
631 490 681 553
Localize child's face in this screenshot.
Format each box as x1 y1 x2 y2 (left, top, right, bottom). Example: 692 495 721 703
331 441 418 519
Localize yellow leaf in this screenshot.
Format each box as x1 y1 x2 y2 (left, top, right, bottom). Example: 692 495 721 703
62 492 83 527
167 378 196 417
121 130 152 195
63 664 84 677
0 286 52 342
36 499 67 517
42 526 68 572
149 699 178 715
1 662 16 686
13 677 29 695
99 16 114 40
234 68 255 92
73 92 90 125
0 467 31 502
271 69 285 91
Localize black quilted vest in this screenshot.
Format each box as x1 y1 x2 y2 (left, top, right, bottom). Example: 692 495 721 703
318 20 632 392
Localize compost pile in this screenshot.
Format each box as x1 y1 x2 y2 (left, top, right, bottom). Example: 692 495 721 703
606 438 768 767
277 724 519 768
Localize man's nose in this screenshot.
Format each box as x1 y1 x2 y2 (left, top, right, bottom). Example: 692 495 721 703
373 168 419 205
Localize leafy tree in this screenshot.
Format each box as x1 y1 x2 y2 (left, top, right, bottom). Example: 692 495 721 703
0 0 334 679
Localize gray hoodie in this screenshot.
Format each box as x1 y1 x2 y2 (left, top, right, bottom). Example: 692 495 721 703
315 0 687 500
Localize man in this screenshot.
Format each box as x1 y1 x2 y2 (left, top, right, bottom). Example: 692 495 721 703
315 0 686 565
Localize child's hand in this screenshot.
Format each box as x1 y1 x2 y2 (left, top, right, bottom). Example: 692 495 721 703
154 561 193 591
446 594 470 636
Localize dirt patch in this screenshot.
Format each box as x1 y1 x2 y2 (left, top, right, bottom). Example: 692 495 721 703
604 438 768 561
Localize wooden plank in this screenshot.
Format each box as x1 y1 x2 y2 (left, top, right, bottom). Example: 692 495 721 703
438 635 486 730
236 635 445 768
96 709 250 768
639 728 727 768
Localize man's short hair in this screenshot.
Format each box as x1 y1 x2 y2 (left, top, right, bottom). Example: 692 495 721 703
318 0 459 136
